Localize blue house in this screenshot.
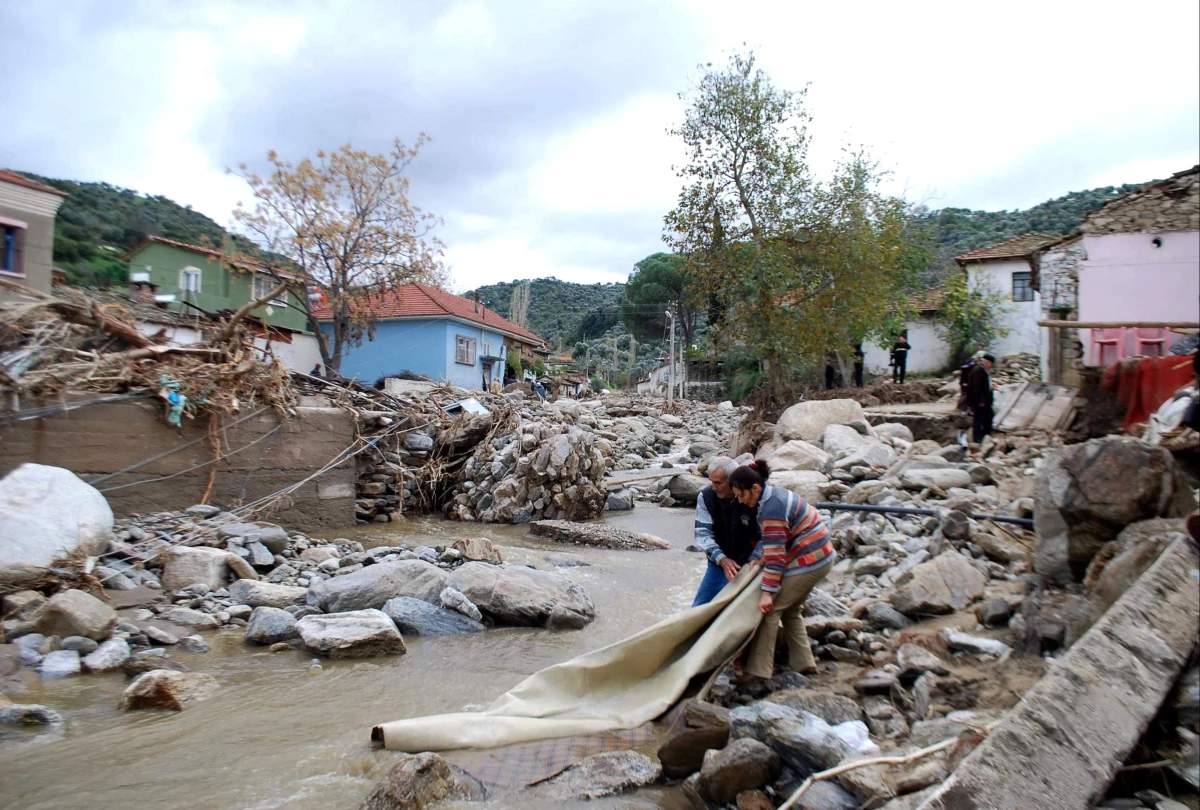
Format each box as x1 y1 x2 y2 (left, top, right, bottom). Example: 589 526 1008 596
316 283 546 389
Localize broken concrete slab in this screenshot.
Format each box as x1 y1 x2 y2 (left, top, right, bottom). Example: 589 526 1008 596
916 536 1200 810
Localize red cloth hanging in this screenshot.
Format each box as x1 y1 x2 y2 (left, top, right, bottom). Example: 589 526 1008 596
1100 354 1196 433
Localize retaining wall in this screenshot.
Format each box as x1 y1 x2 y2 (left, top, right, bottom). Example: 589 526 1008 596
0 398 356 532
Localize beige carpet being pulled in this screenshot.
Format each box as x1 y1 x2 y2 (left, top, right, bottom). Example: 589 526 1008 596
372 567 764 752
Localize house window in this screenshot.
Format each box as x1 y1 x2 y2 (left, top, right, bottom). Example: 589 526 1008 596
1012 271 1033 302
180 266 201 293
456 335 477 365
1 220 27 276
252 274 289 306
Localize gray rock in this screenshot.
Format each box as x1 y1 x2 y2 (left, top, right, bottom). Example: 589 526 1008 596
873 423 915 443
161 546 231 591
892 552 986 616
383 597 485 636
931 444 967 463
941 510 971 540
854 669 898 695
450 537 503 565
449 562 595 629
403 433 435 452
1034 436 1196 584
770 440 832 473
244 541 276 569
39 649 81 678
899 468 973 490
96 566 137 590
60 635 100 654
164 607 220 630
438 587 484 622
120 670 220 711
537 751 661 800
897 644 950 677
186 504 222 517
228 580 308 609
35 589 117 641
861 695 910 739
853 555 892 577
307 560 448 613
769 689 864 725
0 463 113 570
697 738 781 805
244 606 298 645
295 609 407 658
143 625 179 645
2 590 47 620
867 602 912 630
0 703 66 728
793 780 859 810
759 705 851 777
529 519 669 550
605 489 634 511
176 635 210 653
976 596 1012 627
940 628 1011 657
776 400 865 442
668 474 708 505
82 638 131 672
357 752 485 810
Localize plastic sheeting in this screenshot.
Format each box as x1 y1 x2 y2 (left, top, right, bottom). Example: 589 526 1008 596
373 566 765 752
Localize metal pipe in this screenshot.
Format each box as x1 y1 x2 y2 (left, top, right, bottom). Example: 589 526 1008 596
814 501 1034 528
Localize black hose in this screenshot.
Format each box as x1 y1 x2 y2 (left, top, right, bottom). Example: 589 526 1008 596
814 501 1034 528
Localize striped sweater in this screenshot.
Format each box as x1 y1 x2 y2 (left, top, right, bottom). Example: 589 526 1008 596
755 485 835 593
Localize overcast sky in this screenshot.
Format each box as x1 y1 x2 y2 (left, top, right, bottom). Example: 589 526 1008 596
3 0 1198 291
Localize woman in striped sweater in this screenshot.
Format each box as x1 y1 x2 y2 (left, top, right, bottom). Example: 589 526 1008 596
729 460 835 681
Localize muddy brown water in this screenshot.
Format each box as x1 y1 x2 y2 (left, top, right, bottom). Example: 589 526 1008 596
0 506 704 810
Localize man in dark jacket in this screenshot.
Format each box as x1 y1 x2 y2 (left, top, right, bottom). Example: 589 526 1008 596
891 335 910 384
692 456 762 606
967 353 996 443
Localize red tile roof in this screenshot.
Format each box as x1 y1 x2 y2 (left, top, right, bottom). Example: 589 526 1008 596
123 235 224 261
313 282 546 346
954 232 1059 263
908 285 948 313
0 170 70 197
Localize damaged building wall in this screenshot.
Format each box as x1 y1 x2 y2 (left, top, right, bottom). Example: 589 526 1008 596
0 400 356 532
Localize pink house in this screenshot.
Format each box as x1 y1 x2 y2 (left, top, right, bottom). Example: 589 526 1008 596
1077 166 1200 365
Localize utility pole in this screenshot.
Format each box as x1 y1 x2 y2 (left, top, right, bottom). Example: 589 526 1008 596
667 310 675 406
630 334 637 366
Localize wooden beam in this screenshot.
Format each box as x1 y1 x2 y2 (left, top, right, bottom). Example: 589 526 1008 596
1038 320 1200 329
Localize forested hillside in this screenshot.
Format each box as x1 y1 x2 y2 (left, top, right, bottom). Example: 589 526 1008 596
466 278 626 348
17 172 243 287
917 182 1150 277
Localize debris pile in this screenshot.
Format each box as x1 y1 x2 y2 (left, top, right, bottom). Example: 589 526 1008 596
0 283 296 420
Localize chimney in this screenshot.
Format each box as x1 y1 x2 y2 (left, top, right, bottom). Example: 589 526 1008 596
129 279 159 305
474 292 481 315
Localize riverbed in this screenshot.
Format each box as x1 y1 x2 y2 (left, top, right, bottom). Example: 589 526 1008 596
0 506 704 810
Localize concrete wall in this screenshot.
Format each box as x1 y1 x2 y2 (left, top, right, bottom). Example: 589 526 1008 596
966 259 1042 359
0 181 64 299
0 400 356 532
1078 230 1200 365
864 315 951 375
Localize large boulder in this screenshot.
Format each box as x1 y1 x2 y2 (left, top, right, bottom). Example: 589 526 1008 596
697 738 781 806
358 752 486 810
769 690 864 726
382 596 486 636
119 670 220 711
35 589 116 640
306 560 448 613
0 464 113 569
892 552 986 616
769 440 831 473
161 546 230 591
451 538 503 565
228 580 308 609
1034 436 1196 583
81 638 131 672
769 471 830 505
1084 518 1188 613
898 468 973 490
243 606 298 645
536 751 661 800
448 562 595 629
775 400 864 442
295 609 407 658
735 702 851 778
668 474 709 506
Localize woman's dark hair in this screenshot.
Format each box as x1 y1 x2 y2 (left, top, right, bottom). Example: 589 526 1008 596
730 460 770 490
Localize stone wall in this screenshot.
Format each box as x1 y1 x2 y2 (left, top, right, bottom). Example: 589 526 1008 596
1082 166 1200 235
1034 238 1086 386
0 400 356 532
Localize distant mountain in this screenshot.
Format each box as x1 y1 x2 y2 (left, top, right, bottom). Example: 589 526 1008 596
465 278 627 348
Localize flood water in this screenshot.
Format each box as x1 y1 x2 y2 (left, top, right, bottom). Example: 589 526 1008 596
0 506 705 810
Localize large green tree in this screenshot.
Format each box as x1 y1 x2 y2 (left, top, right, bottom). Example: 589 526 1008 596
664 52 923 400
619 252 701 346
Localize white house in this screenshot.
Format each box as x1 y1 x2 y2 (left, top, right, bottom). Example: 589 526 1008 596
955 232 1059 363
863 287 952 376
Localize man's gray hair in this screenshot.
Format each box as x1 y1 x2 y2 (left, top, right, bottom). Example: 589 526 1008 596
708 455 738 478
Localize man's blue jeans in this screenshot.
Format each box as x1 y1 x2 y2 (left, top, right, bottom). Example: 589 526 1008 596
692 560 730 607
